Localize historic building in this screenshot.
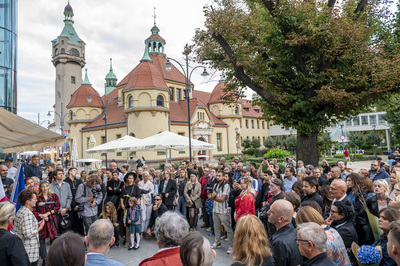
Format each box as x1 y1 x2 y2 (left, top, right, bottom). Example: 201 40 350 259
52 3 270 163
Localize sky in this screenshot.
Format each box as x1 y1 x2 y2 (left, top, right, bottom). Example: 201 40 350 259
17 0 220 125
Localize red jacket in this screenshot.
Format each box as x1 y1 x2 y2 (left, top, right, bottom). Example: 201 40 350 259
199 175 210 200
234 193 255 221
139 247 181 266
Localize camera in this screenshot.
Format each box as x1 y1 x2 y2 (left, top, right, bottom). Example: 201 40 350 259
91 187 101 197
205 186 214 194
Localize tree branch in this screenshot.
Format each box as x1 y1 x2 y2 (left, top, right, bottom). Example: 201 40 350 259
353 0 367 20
211 32 277 105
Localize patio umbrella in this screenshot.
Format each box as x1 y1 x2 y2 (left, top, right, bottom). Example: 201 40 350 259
130 131 216 162
87 135 101 169
85 135 140 154
71 137 78 167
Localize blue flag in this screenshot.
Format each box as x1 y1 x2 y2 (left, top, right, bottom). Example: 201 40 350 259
11 164 25 212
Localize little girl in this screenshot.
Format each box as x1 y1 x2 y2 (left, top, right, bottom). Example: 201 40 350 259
126 197 141 250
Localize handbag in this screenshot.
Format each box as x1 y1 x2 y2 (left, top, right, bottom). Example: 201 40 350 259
77 184 86 212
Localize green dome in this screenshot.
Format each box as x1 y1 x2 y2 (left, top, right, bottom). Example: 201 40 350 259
105 58 117 80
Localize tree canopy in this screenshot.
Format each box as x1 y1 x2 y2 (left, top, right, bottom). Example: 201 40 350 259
193 0 400 164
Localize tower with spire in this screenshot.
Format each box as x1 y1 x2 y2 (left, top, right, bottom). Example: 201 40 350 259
52 1 86 131
105 58 117 95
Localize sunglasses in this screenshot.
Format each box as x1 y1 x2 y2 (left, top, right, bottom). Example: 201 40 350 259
154 199 162 201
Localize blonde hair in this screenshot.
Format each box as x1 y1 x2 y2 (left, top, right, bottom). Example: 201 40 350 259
295 206 325 225
0 201 15 225
240 176 256 196
31 176 40 186
390 171 400 191
38 181 53 196
374 179 389 198
233 215 273 265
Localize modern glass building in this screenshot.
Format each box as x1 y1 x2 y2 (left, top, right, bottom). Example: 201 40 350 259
0 0 17 113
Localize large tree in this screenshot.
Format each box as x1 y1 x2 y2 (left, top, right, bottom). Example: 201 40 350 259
193 0 400 165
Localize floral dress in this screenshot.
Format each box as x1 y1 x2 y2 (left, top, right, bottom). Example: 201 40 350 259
324 225 351 266
32 193 60 240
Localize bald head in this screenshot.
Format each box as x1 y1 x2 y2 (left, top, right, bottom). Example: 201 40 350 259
330 179 347 199
0 165 8 178
267 199 294 229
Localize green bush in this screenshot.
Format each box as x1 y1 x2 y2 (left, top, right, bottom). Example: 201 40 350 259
265 149 291 159
333 153 363 159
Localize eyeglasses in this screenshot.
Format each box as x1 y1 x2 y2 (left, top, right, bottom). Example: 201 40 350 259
154 199 162 201
295 238 314 246
371 164 378 166
329 210 338 214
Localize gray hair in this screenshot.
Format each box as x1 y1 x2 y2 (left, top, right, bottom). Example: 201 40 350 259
297 222 327 252
0 202 15 225
155 211 189 247
88 219 114 248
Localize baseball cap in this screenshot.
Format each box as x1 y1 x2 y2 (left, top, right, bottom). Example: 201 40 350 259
5 157 13 162
241 166 249 172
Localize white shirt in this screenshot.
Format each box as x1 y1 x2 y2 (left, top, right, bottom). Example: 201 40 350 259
7 166 17 181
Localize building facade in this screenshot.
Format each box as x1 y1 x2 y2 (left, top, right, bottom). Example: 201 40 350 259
0 0 17 113
52 3 270 163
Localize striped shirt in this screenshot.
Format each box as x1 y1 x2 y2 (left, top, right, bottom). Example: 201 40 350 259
212 181 230 214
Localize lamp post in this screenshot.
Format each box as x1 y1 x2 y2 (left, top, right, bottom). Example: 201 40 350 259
30 113 51 126
87 92 121 166
372 124 377 158
340 123 345 160
48 103 75 168
164 51 209 162
235 127 239 155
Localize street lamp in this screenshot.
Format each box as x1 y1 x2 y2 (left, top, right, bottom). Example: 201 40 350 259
29 113 51 126
372 124 377 158
164 53 209 162
87 91 121 166
340 123 345 160
235 127 239 155
48 103 75 167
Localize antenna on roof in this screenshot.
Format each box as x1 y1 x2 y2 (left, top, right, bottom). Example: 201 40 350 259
153 7 156 25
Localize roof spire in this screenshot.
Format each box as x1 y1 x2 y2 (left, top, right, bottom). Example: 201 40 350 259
219 71 226 82
64 0 74 23
82 68 91 85
153 7 157 26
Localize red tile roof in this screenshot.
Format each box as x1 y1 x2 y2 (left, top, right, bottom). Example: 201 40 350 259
118 61 168 91
146 34 165 42
66 84 103 108
151 55 192 85
209 81 235 104
192 90 211 106
239 99 263 118
82 89 127 130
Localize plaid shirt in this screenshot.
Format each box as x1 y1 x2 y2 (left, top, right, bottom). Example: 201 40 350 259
14 206 40 263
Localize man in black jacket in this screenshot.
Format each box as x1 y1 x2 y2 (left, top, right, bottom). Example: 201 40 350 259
146 194 168 235
301 176 325 212
297 222 335 266
267 199 302 266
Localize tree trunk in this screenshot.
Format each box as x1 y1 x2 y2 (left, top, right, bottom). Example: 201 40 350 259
296 131 319 166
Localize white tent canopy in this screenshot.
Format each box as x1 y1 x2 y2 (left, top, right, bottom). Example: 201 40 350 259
131 131 216 151
0 108 64 153
85 135 140 154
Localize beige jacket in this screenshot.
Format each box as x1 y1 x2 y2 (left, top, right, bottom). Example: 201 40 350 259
183 182 202 208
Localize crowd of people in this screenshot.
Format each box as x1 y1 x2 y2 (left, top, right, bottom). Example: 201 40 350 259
2 152 400 265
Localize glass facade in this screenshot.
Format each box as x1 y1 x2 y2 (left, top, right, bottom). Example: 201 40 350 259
0 0 17 113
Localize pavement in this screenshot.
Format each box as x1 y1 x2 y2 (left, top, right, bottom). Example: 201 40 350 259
103 220 232 266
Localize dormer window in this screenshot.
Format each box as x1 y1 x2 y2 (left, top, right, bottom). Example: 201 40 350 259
254 109 260 113
244 107 250 112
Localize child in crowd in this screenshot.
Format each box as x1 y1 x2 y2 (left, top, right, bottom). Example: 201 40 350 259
126 197 141 250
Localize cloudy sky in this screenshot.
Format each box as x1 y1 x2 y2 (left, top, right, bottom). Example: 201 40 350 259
17 0 220 124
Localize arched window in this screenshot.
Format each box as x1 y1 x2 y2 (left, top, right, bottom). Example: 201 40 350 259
157 95 164 107
61 48 65 54
55 48 59 55
235 106 239 115
69 48 80 57
128 96 134 108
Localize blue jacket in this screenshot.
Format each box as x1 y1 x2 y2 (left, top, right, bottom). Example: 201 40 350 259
85 253 125 266
24 163 42 180
369 168 390 182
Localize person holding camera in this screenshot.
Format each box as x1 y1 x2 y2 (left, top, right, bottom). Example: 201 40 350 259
50 169 72 234
75 174 103 235
209 170 234 254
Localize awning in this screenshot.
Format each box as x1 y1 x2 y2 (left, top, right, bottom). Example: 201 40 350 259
0 108 65 153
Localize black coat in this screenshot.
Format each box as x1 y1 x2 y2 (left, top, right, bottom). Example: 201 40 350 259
331 218 359 265
64 177 82 209
270 223 302 266
347 188 374 245
148 203 168 230
159 179 177 206
366 194 391 217
301 191 325 212
256 182 270 209
0 228 30 266
301 253 335 266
